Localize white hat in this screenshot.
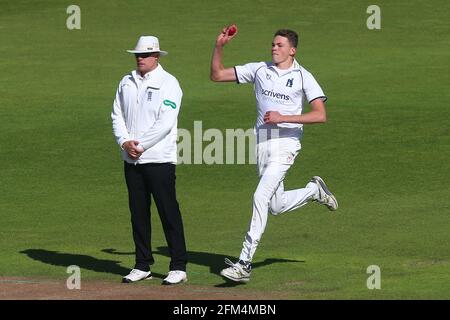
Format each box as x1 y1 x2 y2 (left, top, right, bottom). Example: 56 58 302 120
127 36 168 56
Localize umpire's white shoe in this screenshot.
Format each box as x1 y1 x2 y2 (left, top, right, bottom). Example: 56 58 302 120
162 270 187 285
311 176 338 211
122 269 152 283
220 258 251 283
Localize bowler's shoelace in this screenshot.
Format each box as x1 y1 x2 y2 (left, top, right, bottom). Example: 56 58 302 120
224 258 235 267
224 258 247 273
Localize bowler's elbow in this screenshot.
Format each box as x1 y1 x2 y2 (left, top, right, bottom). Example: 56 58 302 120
313 110 327 123
210 68 236 82
210 71 222 82
210 73 218 82
310 99 327 123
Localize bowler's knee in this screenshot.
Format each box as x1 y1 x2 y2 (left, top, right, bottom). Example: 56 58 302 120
253 188 273 210
269 203 284 216
253 192 265 205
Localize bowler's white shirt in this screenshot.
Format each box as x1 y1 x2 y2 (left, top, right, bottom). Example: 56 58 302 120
111 64 182 164
235 59 326 139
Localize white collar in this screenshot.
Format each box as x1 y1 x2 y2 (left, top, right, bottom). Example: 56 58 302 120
292 59 301 71
131 64 164 88
269 59 301 76
133 64 163 81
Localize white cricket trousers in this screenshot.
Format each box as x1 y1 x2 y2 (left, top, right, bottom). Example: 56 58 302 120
239 137 319 262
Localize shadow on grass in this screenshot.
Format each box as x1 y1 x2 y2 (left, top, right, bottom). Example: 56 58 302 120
19 249 166 279
103 247 304 287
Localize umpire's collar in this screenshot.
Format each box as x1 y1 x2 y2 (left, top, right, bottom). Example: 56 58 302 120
132 64 165 88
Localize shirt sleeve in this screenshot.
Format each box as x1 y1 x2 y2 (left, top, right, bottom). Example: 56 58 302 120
234 62 266 84
301 68 327 103
137 78 182 150
111 80 130 148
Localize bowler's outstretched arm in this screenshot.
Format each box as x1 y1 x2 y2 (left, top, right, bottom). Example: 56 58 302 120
210 25 239 82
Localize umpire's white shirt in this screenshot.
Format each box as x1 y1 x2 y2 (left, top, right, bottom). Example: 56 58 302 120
111 64 182 164
235 59 326 140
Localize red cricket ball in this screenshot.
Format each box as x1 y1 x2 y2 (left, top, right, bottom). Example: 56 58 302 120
228 26 237 36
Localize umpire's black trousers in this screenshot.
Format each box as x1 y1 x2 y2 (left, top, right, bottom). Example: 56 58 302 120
124 162 187 272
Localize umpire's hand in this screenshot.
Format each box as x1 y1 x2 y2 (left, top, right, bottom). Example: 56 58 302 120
122 140 143 160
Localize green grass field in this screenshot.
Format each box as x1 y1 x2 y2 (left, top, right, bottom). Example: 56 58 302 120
1 0 449 299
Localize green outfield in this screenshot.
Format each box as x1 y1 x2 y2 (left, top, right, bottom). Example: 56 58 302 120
1 0 449 299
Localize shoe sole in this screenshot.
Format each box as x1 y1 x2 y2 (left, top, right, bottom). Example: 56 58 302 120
313 176 338 211
122 275 152 283
162 278 187 285
220 271 250 283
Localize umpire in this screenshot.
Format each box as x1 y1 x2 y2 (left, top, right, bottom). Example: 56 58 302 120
111 35 188 285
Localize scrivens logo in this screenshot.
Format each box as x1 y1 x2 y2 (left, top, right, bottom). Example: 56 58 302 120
261 89 290 101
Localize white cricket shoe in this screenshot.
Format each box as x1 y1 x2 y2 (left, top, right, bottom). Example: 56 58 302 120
220 258 251 283
122 268 152 283
311 176 338 211
162 270 187 285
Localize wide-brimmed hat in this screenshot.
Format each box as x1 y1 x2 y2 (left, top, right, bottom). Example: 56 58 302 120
126 36 168 55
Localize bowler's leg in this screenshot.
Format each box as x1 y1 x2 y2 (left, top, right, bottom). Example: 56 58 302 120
269 180 318 215
239 164 290 262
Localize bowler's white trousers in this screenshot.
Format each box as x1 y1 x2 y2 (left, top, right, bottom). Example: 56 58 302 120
239 137 319 262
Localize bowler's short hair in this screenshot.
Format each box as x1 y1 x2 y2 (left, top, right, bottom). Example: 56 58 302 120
274 29 298 48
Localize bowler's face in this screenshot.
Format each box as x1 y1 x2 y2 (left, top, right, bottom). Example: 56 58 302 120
135 52 159 75
271 35 296 65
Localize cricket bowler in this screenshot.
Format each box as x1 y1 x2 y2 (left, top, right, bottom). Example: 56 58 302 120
210 26 338 282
